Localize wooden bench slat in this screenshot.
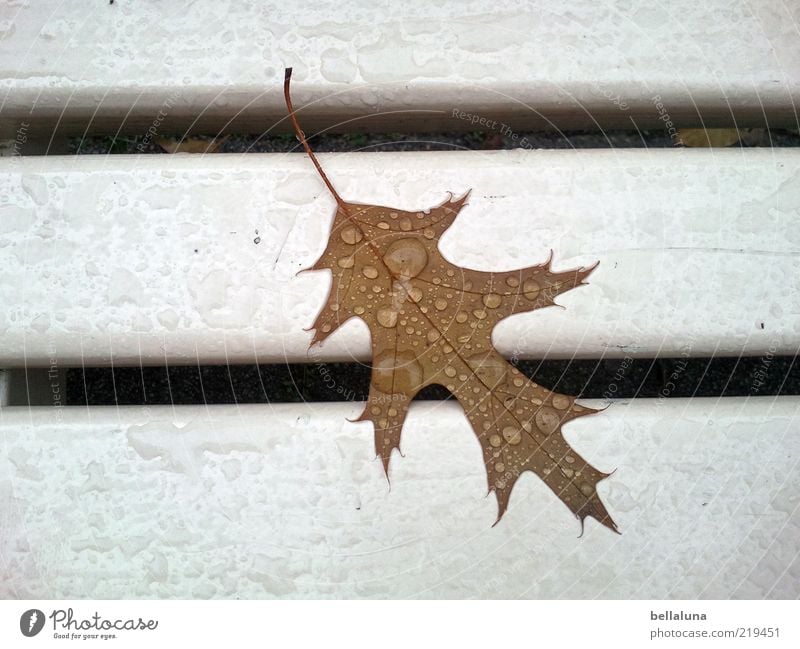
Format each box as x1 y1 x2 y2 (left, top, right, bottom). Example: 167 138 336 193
1 149 799 366
0 397 797 598
2 1 799 137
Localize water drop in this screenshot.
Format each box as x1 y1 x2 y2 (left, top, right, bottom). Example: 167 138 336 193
523 279 540 299
483 293 502 309
472 309 487 320
552 394 570 410
399 216 412 231
434 298 447 311
535 407 561 435
382 238 428 278
580 483 594 497
338 256 355 268
455 311 468 323
505 276 519 288
489 434 502 447
502 426 521 445
377 221 390 230
376 308 398 328
340 226 363 244
444 366 457 377
362 265 378 279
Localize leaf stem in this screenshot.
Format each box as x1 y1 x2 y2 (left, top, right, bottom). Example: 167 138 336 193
283 67 345 208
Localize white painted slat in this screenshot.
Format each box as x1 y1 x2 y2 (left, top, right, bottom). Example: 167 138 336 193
1 149 799 366
1 0 798 138
0 398 797 598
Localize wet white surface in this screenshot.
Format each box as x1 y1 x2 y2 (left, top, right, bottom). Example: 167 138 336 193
1 0 798 134
1 149 799 365
0 398 797 598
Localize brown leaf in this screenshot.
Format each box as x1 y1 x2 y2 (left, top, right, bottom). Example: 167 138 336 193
156 135 228 154
285 68 618 533
677 128 764 147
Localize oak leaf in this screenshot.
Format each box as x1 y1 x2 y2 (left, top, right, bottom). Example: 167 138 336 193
285 69 618 533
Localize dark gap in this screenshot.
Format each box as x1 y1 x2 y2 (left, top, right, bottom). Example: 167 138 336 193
67 128 800 155
64 356 798 406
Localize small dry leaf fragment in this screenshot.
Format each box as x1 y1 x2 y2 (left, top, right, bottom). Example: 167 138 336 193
676 128 764 147
156 135 229 154
285 68 618 533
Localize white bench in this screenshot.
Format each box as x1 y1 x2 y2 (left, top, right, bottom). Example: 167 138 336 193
1 0 799 599
3 149 800 364
1 399 798 598
2 0 799 141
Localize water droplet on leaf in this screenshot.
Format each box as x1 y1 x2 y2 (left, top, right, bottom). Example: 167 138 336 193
383 238 428 278
376 308 398 328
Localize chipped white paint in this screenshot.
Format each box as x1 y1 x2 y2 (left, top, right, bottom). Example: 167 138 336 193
0 398 797 598
1 149 799 365
1 0 798 136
